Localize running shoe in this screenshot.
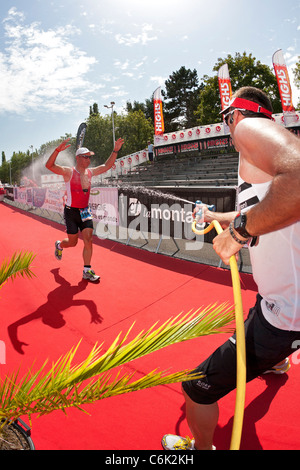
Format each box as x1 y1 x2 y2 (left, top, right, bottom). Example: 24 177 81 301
161 434 216 451
263 357 291 375
55 241 63 261
82 269 100 282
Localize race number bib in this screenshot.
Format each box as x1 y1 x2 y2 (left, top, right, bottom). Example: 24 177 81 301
80 207 93 222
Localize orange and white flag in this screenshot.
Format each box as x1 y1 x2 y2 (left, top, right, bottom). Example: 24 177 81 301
273 49 297 124
153 87 165 135
218 64 232 112
218 64 232 133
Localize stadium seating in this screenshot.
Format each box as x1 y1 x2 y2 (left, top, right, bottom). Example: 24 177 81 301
109 152 239 187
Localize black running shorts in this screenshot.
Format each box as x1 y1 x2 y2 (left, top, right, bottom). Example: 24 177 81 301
64 206 94 234
182 294 300 404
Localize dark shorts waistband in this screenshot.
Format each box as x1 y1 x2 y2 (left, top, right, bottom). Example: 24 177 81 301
182 294 300 404
65 205 84 210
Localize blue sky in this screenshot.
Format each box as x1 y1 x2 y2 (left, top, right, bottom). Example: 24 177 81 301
0 0 299 160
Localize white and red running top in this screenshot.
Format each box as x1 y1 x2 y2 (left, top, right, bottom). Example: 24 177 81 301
65 167 92 208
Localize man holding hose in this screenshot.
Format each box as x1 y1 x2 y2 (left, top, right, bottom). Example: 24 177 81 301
163 86 300 450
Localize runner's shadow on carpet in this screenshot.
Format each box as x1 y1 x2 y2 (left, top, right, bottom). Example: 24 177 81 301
8 268 103 354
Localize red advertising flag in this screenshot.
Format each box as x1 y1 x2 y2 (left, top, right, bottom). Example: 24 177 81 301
218 64 232 133
273 49 297 124
153 86 165 135
218 64 232 112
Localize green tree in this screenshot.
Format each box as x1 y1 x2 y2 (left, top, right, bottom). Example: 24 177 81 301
83 113 113 165
196 52 282 125
0 161 9 184
116 110 154 155
162 66 201 132
293 56 300 109
126 98 154 122
0 152 8 184
9 151 31 185
144 97 154 123
39 134 75 158
84 109 154 161
89 103 100 116
125 100 147 115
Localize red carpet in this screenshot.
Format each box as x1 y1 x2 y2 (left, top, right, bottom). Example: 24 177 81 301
0 202 300 450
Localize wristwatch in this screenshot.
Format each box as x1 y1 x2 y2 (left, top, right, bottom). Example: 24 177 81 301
233 213 251 239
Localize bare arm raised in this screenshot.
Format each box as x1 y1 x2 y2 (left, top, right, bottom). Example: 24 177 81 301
45 138 72 181
91 138 125 177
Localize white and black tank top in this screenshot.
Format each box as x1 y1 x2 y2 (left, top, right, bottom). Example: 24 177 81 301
238 173 300 331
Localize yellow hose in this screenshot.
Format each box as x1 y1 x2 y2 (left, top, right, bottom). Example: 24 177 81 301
192 219 246 450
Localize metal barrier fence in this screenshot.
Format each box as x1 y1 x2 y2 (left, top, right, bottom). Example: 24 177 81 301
3 185 252 273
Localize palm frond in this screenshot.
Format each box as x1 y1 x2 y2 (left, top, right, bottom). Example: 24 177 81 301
0 304 235 422
0 251 36 289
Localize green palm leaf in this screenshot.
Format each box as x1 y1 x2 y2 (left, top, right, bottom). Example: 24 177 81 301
0 251 35 289
0 303 235 423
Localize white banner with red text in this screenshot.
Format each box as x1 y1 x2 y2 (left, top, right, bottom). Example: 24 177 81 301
12 187 119 226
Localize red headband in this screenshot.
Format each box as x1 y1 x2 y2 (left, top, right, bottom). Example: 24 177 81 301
221 97 273 119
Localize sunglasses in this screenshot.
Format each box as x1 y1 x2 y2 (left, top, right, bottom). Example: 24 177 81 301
80 155 91 159
223 108 246 125
223 110 234 125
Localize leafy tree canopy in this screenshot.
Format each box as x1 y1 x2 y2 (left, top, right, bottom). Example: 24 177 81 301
83 109 154 164
162 66 201 131
196 52 282 125
293 56 300 108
